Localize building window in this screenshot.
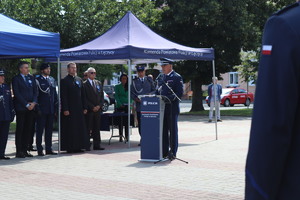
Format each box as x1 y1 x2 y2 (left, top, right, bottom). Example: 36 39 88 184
229 72 239 85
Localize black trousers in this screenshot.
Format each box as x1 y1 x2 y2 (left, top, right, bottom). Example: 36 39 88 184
0 121 10 157
36 113 54 152
86 111 101 148
28 114 36 150
15 110 35 154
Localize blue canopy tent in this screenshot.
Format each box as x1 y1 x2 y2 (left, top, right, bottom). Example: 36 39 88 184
0 13 61 151
0 14 60 59
55 11 217 148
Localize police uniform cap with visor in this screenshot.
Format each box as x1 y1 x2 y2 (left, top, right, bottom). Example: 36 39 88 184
0 69 5 76
160 58 174 65
40 63 50 71
136 64 146 71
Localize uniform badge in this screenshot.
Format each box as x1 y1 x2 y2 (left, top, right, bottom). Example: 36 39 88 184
262 45 272 55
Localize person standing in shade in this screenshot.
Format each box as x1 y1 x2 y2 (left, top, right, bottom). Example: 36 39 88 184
208 77 222 122
114 74 132 142
0 69 14 160
83 67 105 151
35 63 58 156
61 62 88 153
245 2 300 199
157 58 183 159
12 61 37 158
131 64 155 145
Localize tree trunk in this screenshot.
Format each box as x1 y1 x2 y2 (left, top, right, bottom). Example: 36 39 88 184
190 77 205 112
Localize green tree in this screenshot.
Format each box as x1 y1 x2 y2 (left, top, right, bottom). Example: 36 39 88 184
0 0 161 82
234 51 259 85
154 0 295 111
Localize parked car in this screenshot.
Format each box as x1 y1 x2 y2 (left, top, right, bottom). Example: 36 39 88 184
102 91 110 112
103 85 115 105
206 88 254 107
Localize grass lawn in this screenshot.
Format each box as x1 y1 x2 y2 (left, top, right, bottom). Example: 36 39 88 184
181 108 253 117
9 122 16 133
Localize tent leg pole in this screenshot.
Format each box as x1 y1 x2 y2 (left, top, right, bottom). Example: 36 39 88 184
127 59 132 148
212 60 218 140
57 58 61 154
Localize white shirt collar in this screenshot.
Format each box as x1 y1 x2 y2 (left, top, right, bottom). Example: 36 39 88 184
167 70 174 76
88 78 94 85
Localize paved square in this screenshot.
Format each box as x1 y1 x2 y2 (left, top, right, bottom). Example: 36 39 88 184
0 115 251 200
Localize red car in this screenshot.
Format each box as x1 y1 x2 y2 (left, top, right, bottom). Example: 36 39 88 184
206 88 254 107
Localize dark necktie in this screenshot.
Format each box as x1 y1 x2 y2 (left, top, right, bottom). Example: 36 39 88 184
25 75 31 86
92 81 96 91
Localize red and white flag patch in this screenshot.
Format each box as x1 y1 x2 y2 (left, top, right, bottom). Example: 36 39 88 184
262 45 272 55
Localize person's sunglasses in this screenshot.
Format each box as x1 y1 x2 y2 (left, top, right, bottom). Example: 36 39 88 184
89 72 96 74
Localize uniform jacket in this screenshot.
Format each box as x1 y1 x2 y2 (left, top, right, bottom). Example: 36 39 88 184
83 79 104 111
131 76 156 112
0 84 14 121
207 84 222 103
245 3 300 200
157 70 183 114
36 75 58 115
12 74 37 112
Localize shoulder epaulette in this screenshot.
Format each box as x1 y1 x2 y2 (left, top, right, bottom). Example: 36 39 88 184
274 2 299 16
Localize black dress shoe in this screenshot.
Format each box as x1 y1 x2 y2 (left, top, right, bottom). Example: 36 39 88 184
73 149 84 153
28 147 37 151
38 152 45 156
94 147 105 150
0 156 10 160
45 151 57 155
16 152 25 158
24 152 34 157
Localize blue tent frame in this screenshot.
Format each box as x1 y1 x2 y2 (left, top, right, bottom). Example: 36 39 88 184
54 12 218 149
0 13 61 151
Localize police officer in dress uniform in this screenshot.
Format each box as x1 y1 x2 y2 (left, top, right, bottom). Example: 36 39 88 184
245 2 300 199
0 69 14 160
12 61 37 158
131 64 156 145
35 63 58 156
157 58 183 159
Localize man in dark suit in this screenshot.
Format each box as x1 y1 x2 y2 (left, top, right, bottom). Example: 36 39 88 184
245 2 300 199
35 63 58 156
61 62 88 153
12 61 37 158
83 67 105 150
0 69 14 160
157 58 183 160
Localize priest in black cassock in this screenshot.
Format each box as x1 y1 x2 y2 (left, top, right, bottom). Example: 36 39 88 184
60 62 89 153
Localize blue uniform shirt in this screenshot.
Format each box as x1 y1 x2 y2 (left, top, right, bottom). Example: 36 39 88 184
131 76 156 112
36 75 58 114
0 84 14 121
157 70 183 114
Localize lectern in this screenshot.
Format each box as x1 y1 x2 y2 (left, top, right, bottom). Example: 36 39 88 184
139 95 165 162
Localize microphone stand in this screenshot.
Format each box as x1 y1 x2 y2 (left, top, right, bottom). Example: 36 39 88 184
154 80 188 164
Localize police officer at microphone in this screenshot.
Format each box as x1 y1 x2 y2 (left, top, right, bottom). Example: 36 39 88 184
157 58 183 159
131 64 155 145
35 63 58 156
0 69 14 160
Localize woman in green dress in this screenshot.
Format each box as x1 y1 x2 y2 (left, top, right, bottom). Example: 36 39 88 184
114 74 132 141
